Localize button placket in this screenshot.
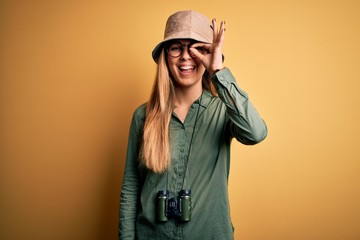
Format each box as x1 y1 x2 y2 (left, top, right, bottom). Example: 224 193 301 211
174 126 186 192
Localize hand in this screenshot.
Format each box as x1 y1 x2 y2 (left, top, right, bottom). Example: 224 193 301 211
190 19 225 74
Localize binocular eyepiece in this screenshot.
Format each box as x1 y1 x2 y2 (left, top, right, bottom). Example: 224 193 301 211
156 189 192 222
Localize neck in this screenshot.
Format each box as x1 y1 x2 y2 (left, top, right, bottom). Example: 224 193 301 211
174 84 203 107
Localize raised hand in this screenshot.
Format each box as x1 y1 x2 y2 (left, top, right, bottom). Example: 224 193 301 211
190 19 226 74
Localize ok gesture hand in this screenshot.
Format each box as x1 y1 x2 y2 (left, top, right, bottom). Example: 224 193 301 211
190 19 226 74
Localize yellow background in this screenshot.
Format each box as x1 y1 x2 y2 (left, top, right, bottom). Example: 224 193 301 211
1 0 359 239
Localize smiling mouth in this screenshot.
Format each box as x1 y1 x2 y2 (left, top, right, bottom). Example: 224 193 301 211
179 65 195 73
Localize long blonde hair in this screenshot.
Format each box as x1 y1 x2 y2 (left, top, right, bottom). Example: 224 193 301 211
141 49 217 173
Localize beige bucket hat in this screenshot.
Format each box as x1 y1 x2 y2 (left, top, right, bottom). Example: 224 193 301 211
152 10 213 62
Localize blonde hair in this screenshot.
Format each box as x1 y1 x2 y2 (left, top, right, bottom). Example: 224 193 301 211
141 49 217 173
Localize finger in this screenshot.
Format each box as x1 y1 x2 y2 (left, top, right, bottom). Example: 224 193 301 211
220 20 226 31
214 21 225 46
189 47 205 60
218 21 225 38
212 18 218 41
191 42 212 52
189 47 207 61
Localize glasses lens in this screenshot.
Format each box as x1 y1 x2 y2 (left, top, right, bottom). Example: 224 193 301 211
167 43 182 57
166 42 207 58
194 46 207 54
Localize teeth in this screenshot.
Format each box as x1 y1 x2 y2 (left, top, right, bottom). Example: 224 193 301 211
179 66 194 70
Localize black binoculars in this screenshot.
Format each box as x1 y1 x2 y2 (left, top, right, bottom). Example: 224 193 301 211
156 189 192 222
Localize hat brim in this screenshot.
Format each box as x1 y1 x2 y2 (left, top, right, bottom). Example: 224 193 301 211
152 30 212 62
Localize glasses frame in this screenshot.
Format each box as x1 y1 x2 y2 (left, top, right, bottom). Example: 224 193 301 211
165 40 208 58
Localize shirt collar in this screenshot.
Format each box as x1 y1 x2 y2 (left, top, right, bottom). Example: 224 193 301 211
194 90 213 108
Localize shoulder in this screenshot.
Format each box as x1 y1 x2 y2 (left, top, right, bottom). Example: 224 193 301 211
131 103 147 127
133 103 146 118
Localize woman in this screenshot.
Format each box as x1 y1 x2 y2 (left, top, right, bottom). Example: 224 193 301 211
119 10 267 240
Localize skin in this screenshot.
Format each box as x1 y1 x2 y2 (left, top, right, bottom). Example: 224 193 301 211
167 19 226 122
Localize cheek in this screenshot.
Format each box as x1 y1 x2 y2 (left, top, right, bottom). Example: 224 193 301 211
168 66 177 80
197 63 206 75
166 57 177 76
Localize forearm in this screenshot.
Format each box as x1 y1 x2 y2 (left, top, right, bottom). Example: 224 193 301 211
211 68 267 144
119 111 143 239
119 176 139 240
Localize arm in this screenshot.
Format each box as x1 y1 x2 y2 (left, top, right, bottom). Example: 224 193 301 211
191 18 267 144
119 111 142 240
211 68 267 144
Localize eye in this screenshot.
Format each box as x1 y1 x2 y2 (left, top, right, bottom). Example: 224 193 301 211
169 44 182 52
195 47 207 54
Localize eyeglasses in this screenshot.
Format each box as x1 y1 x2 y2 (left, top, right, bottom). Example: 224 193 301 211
166 42 209 58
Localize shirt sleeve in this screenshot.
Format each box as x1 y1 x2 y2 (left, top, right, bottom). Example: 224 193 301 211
119 110 143 240
211 68 268 144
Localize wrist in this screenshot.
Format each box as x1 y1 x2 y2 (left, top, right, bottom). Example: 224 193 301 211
210 67 226 75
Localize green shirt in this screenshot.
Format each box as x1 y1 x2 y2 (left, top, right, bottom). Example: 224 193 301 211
119 68 267 240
